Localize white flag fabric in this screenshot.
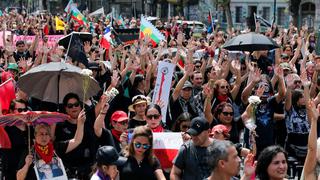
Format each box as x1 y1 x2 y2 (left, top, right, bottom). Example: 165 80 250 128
152 61 176 123
153 132 183 169
89 7 104 16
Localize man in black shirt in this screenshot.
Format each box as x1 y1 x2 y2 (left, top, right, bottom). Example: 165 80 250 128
171 117 214 180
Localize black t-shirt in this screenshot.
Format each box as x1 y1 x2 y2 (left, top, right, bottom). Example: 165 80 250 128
54 107 97 173
1 126 30 180
97 128 117 151
18 141 68 180
14 50 32 62
128 118 146 129
119 156 161 180
173 141 213 180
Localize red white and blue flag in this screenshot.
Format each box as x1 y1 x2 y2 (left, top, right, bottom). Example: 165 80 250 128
100 27 112 49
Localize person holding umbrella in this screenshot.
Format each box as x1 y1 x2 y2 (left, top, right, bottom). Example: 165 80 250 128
16 109 86 180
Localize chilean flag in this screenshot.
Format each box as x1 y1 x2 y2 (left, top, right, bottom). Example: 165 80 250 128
100 27 112 49
153 133 183 169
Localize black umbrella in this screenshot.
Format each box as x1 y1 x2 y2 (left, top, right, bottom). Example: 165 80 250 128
223 32 279 52
58 32 93 49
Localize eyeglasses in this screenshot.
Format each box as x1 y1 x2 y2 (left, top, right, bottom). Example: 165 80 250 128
251 63 258 67
146 114 160 120
219 86 228 89
134 142 150 149
222 112 234 116
116 121 128 125
195 65 201 68
66 102 80 108
15 108 28 112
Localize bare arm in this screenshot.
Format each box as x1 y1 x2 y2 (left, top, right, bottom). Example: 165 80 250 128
94 102 109 138
154 169 166 180
172 64 193 101
170 165 182 180
303 100 318 180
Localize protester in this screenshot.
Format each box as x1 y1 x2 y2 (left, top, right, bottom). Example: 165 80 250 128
171 116 214 180
128 95 148 129
145 103 167 132
90 146 127 180
0 99 29 180
255 145 288 180
54 93 98 179
206 140 256 180
120 126 166 180
16 111 85 180
171 112 192 132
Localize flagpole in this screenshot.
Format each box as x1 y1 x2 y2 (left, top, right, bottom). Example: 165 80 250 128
64 32 74 62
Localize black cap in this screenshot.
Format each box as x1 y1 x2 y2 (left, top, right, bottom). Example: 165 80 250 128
186 117 209 136
96 146 127 166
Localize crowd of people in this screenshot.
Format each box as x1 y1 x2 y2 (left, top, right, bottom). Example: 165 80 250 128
0 7 320 180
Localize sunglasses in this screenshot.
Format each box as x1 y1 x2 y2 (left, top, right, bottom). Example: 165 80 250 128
181 125 191 129
146 114 160 120
222 112 234 116
116 120 128 125
134 142 150 149
219 86 228 89
15 108 28 112
66 102 80 108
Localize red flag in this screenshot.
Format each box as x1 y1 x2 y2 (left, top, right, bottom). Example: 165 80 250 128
0 79 16 113
208 10 212 24
0 127 11 149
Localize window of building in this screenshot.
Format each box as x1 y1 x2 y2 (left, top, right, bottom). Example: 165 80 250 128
277 7 285 25
235 6 242 23
262 7 270 21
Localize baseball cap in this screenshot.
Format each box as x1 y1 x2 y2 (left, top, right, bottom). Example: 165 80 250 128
210 124 230 138
186 117 209 136
182 81 193 90
96 146 127 166
7 63 19 72
111 111 128 122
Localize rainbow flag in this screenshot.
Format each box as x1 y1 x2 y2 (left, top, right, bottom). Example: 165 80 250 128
70 6 88 26
140 15 165 47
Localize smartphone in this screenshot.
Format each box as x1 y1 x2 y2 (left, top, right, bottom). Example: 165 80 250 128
127 129 134 143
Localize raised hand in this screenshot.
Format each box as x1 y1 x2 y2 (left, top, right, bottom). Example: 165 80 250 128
300 70 310 87
255 84 265 97
83 41 91 53
274 65 284 79
251 68 262 83
77 109 86 124
111 70 120 88
307 99 319 121
243 153 257 177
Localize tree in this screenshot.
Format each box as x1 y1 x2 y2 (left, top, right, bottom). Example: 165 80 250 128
216 0 233 32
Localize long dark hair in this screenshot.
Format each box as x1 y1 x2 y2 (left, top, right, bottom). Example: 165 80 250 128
145 103 162 116
213 102 233 120
256 145 288 180
171 112 192 132
126 126 155 165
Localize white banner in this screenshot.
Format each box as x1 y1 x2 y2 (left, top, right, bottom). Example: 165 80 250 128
89 7 104 16
152 61 176 123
